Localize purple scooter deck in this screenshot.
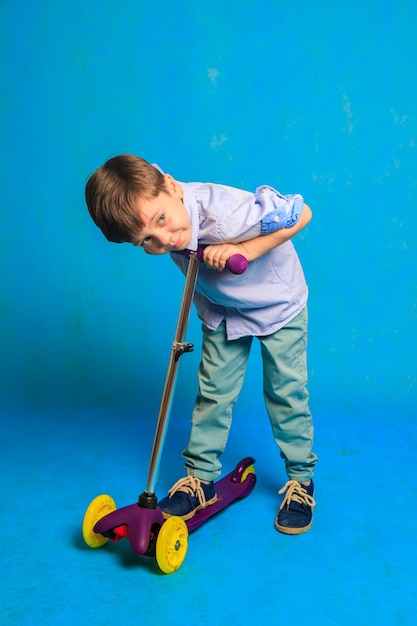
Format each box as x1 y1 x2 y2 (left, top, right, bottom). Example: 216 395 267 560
93 457 256 555
186 457 256 533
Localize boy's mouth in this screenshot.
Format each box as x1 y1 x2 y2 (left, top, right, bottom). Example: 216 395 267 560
171 232 184 249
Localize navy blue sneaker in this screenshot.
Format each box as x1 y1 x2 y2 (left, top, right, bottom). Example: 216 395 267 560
275 480 316 535
158 476 217 521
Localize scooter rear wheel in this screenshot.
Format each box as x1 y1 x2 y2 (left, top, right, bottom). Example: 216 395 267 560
82 494 116 548
156 516 188 574
240 464 255 482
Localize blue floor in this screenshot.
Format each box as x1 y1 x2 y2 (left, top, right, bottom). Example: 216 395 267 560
3 395 417 624
2 1 417 624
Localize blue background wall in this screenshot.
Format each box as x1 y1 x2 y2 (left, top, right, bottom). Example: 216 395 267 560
2 2 417 625
2 0 416 415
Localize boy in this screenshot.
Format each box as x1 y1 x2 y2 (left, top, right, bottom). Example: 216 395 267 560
85 154 317 534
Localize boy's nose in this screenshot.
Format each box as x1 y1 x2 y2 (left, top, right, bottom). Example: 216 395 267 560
157 230 172 246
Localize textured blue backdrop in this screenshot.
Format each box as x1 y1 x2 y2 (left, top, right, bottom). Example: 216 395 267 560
2 1 416 417
2 1 416 416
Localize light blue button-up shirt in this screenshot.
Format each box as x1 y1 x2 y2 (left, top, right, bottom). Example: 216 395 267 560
170 180 308 340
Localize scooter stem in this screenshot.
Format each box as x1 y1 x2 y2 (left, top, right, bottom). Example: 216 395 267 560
142 252 200 498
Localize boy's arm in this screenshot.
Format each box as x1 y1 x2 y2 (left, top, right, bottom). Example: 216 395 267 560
202 203 312 271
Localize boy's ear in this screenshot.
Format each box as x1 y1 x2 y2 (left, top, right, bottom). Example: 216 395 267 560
164 174 182 198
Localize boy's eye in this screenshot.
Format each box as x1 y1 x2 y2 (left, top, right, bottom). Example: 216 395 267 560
139 214 165 247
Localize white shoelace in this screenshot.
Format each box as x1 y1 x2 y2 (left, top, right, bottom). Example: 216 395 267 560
168 476 209 506
278 480 316 511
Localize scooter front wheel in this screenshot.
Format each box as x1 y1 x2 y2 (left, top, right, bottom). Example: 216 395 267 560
156 516 188 574
82 494 116 548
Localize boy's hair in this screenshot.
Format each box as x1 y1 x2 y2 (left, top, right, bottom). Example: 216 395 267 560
85 154 167 243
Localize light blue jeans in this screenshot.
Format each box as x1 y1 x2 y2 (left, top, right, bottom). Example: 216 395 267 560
183 308 318 483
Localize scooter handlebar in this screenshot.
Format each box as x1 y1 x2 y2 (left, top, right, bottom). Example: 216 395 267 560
175 247 248 275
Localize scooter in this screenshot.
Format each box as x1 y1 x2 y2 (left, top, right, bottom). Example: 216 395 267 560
82 249 256 574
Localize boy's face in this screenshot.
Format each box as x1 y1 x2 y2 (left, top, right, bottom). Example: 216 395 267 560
133 174 192 255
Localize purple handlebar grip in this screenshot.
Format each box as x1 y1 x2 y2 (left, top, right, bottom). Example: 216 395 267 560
194 248 248 274
173 248 248 274
225 254 249 275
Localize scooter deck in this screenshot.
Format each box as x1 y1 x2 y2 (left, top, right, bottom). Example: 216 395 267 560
186 457 256 533
93 457 256 555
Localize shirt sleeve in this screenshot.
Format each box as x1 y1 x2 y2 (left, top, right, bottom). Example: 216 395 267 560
255 186 305 235
217 184 305 242
183 181 305 244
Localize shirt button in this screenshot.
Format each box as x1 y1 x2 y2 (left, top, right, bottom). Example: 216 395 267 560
274 215 279 222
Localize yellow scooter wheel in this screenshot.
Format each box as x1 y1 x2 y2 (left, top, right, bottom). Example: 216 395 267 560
82 494 116 548
155 517 188 574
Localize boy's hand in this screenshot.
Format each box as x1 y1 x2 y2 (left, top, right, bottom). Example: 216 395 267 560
202 243 249 271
